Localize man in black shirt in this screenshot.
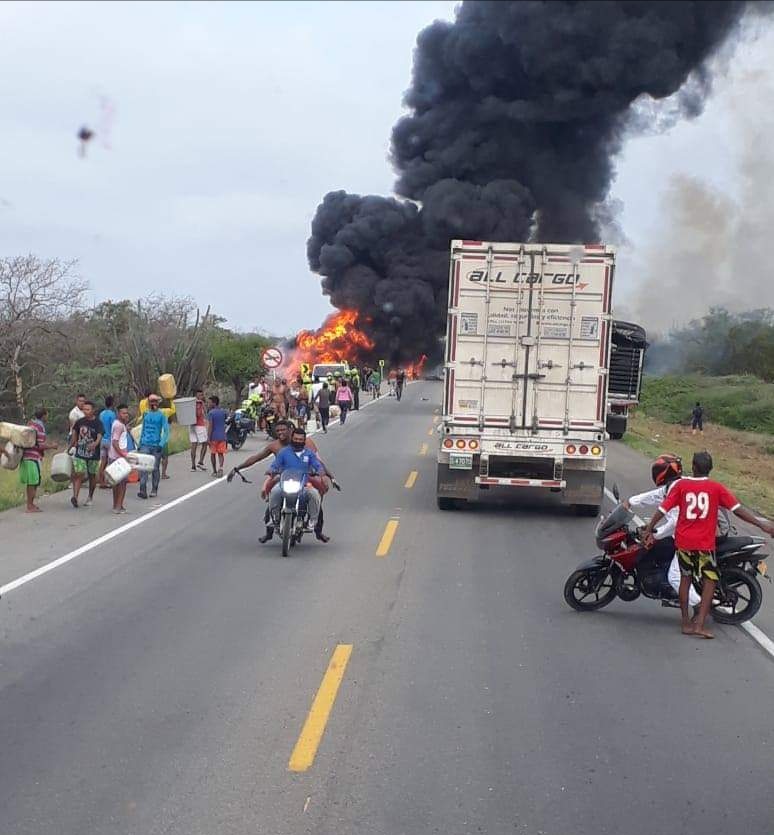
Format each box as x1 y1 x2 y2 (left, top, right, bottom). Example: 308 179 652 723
69 400 103 508
691 402 704 435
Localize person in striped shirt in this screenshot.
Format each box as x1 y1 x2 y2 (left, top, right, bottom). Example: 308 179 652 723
19 407 58 513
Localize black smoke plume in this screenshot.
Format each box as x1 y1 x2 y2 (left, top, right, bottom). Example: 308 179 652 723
307 1 753 364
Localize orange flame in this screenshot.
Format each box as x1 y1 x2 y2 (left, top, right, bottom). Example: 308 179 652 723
282 310 428 381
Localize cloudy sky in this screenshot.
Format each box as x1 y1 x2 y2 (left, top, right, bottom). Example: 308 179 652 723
1 1 773 337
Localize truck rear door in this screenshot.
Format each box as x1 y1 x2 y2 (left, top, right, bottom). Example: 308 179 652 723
445 241 614 435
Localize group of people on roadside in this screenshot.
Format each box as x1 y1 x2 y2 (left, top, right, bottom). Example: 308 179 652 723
18 387 231 516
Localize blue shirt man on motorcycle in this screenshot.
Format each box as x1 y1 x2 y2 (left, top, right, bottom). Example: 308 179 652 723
267 428 322 529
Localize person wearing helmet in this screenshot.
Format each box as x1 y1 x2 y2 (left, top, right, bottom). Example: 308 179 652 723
623 453 702 606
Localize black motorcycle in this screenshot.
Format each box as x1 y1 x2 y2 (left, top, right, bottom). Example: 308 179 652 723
564 501 769 624
226 412 251 450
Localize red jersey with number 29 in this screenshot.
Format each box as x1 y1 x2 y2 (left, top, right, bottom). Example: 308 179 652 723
659 477 740 551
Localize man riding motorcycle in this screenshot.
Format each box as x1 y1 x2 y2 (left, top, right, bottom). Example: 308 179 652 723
265 427 323 532
624 453 701 606
227 419 336 543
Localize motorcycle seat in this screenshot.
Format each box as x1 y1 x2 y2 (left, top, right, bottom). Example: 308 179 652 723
715 535 754 555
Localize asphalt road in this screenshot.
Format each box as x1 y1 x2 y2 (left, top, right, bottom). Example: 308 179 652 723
2 382 774 835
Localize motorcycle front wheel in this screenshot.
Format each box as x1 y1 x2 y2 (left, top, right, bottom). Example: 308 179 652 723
281 513 293 557
711 567 763 624
564 567 618 612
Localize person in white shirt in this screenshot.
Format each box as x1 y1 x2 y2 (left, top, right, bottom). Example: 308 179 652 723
68 393 86 430
624 453 700 607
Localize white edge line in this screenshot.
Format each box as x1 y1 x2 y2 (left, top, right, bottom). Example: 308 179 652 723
603 486 774 660
0 380 410 598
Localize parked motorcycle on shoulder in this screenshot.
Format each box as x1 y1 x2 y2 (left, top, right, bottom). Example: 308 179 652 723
226 411 252 451
563 501 769 624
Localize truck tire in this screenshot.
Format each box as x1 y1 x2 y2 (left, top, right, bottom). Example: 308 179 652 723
609 432 623 440
437 496 456 511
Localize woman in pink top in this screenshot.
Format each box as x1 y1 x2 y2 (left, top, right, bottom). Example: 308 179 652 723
335 379 353 425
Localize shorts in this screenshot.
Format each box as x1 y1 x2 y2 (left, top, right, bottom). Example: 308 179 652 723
189 425 207 444
209 440 227 455
72 457 99 477
677 549 719 582
18 459 41 486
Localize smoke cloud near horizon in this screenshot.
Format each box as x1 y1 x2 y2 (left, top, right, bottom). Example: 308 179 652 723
308 1 756 364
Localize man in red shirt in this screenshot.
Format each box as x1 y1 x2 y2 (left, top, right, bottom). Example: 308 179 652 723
645 451 774 639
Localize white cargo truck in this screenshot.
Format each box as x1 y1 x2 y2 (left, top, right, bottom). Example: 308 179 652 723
437 240 615 515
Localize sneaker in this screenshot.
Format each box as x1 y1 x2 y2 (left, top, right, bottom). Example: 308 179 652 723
191 466 197 472
112 508 122 515
217 469 224 478
197 463 207 471
150 490 158 498
84 497 93 507
137 491 147 500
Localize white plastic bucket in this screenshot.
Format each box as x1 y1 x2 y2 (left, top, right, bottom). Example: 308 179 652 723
105 457 132 486
173 397 197 425
127 452 156 472
0 421 36 448
50 452 73 482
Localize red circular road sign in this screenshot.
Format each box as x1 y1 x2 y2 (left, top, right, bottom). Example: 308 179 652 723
262 347 284 369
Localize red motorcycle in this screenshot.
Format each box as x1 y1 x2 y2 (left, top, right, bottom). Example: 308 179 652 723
563 501 769 624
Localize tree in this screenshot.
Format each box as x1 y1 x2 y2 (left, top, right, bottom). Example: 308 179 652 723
0 255 87 418
212 332 271 405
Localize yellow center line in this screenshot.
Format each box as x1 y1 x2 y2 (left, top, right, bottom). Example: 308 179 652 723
419 443 428 456
376 518 399 557
404 470 418 489
288 644 353 772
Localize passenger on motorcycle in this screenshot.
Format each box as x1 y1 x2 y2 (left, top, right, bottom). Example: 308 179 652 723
266 428 323 530
623 453 701 606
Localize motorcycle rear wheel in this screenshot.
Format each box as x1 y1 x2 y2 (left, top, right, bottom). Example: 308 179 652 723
281 513 292 557
711 567 762 624
564 567 618 611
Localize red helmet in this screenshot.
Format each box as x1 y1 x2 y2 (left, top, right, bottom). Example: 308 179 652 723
651 453 682 487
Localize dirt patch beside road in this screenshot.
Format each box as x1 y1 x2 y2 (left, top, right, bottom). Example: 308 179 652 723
625 413 774 518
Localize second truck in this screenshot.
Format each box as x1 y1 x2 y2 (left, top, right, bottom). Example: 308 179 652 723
437 239 638 515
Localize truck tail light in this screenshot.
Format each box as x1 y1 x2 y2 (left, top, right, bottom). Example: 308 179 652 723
456 439 466 449
443 438 453 449
591 445 602 456
566 444 576 455
469 440 479 450
579 445 589 455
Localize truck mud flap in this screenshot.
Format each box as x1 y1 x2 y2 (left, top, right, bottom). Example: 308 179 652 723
561 469 605 506
437 463 477 501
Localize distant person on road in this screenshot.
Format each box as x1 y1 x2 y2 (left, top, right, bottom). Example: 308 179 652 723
336 378 353 424
314 382 331 433
207 395 228 478
69 400 103 508
396 369 406 401
691 402 704 435
272 378 288 418
19 407 57 513
644 451 774 639
350 368 361 410
68 393 86 431
369 369 381 399
97 395 116 489
296 384 309 429
159 399 176 480
189 388 208 471
108 404 131 514
137 394 169 500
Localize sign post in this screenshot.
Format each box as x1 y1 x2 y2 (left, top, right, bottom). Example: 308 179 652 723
262 347 283 383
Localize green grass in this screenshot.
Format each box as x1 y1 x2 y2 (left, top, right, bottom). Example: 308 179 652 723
0 424 191 512
640 373 774 434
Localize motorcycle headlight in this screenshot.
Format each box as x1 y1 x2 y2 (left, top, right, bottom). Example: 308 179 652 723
283 479 302 494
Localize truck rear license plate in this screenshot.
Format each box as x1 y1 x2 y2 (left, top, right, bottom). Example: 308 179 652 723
449 452 473 470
